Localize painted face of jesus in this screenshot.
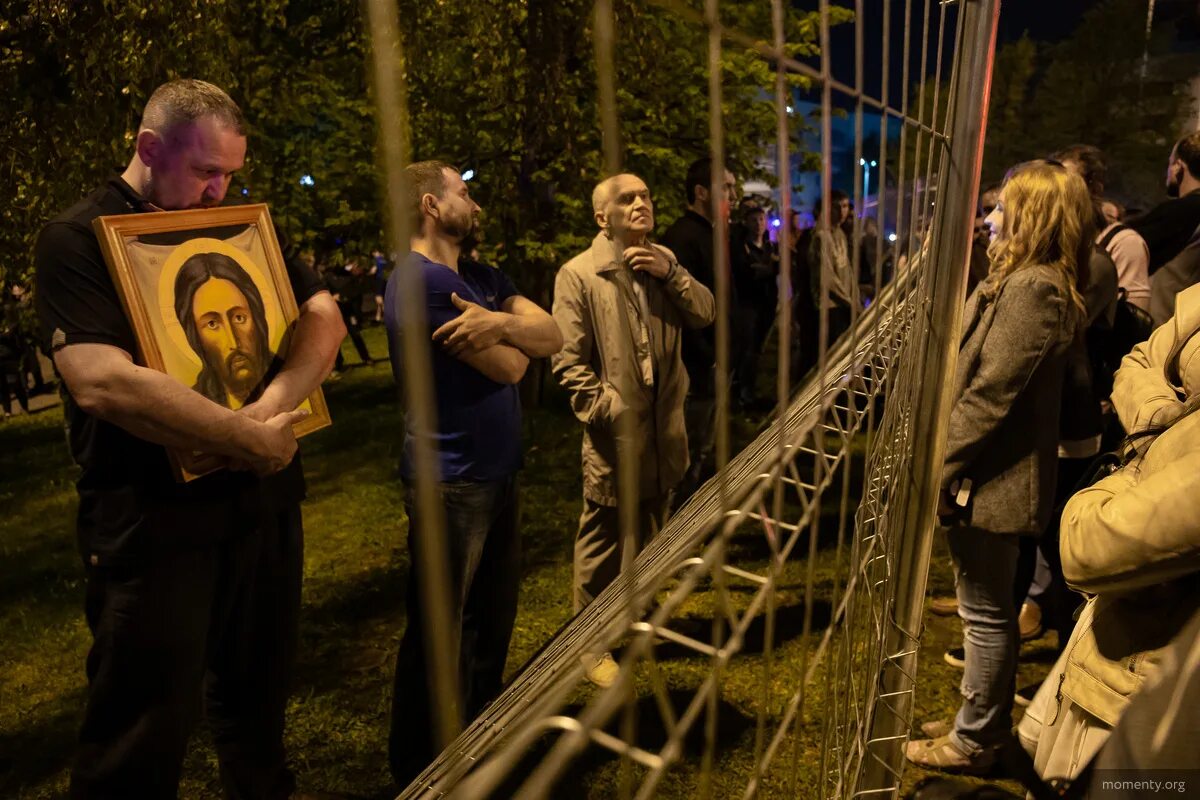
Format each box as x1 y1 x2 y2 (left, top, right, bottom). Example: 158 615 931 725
191 277 263 404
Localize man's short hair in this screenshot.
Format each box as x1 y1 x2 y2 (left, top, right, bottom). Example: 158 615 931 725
1050 144 1107 196
813 190 848 221
140 79 246 140
404 160 459 227
1175 131 1200 178
685 157 714 205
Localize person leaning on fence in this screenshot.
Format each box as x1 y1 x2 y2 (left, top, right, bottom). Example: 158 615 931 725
906 161 1089 774
33 78 345 799
383 160 562 787
551 173 715 689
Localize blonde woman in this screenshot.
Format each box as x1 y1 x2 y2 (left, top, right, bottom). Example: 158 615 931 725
907 162 1091 772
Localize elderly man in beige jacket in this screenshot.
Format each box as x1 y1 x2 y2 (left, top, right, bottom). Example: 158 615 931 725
552 173 715 686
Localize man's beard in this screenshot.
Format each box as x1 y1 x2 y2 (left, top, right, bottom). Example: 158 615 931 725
222 348 263 397
442 213 477 242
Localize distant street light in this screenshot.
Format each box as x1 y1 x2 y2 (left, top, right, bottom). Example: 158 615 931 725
462 169 475 181
299 174 315 187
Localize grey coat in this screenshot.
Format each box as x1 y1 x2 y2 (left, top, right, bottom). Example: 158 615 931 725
942 264 1079 535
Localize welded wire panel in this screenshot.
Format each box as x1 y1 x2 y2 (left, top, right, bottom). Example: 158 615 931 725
391 1 999 798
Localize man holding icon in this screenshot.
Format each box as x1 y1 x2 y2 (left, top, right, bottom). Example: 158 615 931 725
34 78 344 798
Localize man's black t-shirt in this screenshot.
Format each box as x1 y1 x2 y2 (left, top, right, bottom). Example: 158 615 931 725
34 177 324 566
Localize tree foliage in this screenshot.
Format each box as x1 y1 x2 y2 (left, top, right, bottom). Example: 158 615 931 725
895 0 1193 208
982 0 1193 203
1 1 838 304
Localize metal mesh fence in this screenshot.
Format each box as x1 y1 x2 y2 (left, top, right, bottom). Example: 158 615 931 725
367 0 1000 797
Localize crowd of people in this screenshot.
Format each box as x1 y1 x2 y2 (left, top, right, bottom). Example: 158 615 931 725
905 134 1200 796
23 73 1200 798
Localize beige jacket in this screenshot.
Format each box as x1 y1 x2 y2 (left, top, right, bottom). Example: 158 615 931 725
1055 406 1200 728
1112 280 1200 436
808 226 858 309
551 233 715 505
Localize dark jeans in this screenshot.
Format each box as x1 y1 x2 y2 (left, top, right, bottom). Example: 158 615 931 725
792 299 850 381
71 506 303 800
675 392 716 508
0 360 29 415
389 476 521 788
793 293 820 380
337 303 372 365
734 299 776 404
826 304 852 349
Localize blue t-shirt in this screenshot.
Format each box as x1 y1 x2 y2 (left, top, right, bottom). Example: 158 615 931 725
384 252 523 482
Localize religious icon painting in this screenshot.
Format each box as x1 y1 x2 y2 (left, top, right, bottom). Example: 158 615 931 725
93 204 331 482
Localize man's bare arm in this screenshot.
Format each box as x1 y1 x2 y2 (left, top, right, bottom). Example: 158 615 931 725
433 293 562 358
458 343 530 385
250 290 345 417
55 343 304 471
498 295 564 357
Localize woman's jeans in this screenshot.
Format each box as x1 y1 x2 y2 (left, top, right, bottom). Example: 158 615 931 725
947 526 1021 755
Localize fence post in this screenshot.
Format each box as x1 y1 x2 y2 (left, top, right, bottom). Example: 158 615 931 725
857 0 1000 794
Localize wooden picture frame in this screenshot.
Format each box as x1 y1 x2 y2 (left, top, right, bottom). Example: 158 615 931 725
93 204 331 482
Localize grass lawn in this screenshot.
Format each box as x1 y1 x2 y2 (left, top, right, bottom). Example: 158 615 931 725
0 325 1050 798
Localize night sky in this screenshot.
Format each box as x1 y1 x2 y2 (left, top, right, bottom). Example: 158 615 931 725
804 0 1173 109
997 0 1104 43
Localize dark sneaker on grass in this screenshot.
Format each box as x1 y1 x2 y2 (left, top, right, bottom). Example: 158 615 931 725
943 646 965 668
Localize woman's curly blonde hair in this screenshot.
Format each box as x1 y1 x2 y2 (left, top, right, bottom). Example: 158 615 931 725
982 160 1092 320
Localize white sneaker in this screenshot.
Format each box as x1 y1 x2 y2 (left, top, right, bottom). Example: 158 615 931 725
581 652 620 688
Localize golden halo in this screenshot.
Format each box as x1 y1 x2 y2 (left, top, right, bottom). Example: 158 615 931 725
156 237 282 369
